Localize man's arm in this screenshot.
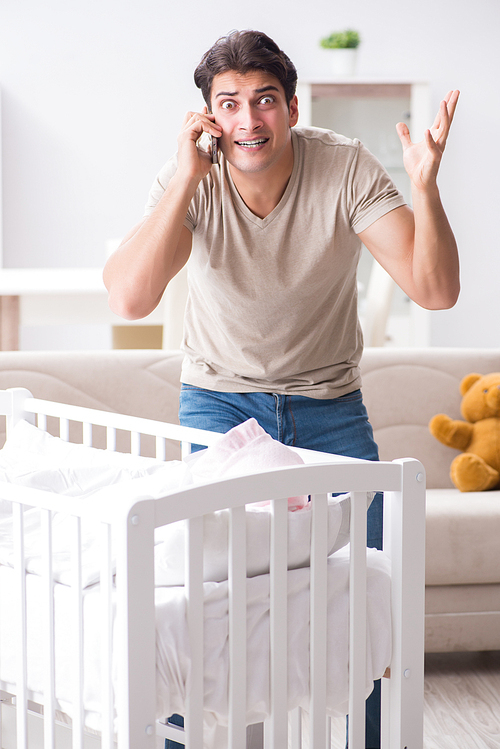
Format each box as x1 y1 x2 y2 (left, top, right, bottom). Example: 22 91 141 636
103 109 221 320
358 90 460 311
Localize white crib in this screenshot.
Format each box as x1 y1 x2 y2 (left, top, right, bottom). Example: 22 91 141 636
0 387 425 749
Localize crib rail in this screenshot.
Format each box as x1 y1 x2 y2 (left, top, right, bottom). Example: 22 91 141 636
0 388 425 749
0 389 220 457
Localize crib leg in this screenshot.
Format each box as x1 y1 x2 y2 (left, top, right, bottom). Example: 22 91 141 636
383 460 425 749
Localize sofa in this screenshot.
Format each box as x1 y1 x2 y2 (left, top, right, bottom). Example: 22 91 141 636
0 346 498 654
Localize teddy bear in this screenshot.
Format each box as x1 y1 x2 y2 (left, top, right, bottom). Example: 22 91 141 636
429 372 500 492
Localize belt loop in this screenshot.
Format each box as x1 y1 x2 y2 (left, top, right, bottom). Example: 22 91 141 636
273 393 283 443
287 395 298 446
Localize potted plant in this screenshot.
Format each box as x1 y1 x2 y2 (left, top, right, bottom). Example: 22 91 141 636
319 29 360 77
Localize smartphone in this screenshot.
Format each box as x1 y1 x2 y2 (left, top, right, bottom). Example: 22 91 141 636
208 105 219 164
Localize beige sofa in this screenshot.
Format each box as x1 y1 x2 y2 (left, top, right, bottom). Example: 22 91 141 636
0 346 499 653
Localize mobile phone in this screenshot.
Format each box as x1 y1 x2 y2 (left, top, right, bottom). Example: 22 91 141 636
208 105 219 164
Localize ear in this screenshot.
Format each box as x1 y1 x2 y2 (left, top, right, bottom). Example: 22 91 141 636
460 373 482 396
289 95 299 127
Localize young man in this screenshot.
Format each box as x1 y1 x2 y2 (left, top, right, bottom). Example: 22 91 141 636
104 30 459 748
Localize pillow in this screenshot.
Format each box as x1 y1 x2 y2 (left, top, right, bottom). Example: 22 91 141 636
154 492 353 586
154 419 362 585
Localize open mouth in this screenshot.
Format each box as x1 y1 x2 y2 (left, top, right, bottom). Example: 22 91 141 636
235 138 269 149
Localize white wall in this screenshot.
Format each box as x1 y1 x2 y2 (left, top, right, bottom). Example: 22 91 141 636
1 0 499 347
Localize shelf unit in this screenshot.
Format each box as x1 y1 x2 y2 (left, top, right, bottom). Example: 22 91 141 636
296 79 431 347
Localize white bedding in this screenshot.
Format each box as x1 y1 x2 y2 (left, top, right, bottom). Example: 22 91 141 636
0 418 391 737
0 420 361 586
0 546 391 733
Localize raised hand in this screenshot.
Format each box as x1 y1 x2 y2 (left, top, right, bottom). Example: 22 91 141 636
176 107 222 184
396 90 460 191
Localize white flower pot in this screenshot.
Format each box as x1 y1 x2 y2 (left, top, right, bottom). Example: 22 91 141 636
328 48 358 77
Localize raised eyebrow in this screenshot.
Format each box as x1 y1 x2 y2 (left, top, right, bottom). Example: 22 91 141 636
255 86 279 95
214 85 280 99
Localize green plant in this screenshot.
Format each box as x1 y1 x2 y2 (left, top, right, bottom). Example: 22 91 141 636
319 29 360 49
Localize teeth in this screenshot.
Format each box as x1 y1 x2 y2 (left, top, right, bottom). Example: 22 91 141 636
237 139 267 147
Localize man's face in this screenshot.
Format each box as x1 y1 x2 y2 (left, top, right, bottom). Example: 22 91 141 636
210 69 298 177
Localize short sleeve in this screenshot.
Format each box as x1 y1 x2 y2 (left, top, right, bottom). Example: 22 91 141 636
348 142 407 234
143 154 197 233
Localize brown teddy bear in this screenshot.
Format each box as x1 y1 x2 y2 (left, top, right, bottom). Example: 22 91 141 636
429 372 500 492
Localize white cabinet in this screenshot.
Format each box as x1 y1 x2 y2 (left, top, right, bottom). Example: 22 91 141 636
296 80 431 346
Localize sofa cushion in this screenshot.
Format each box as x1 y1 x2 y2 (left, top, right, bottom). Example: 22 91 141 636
0 349 185 459
426 583 500 614
426 488 500 585
360 347 500 490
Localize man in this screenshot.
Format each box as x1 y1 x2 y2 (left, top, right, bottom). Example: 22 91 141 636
104 30 459 748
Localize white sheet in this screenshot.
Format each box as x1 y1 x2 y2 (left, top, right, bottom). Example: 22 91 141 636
0 546 391 735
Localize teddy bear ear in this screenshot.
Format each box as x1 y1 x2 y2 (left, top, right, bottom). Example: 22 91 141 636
460 373 482 396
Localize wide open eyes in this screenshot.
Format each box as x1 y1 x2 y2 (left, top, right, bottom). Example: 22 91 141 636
218 95 276 112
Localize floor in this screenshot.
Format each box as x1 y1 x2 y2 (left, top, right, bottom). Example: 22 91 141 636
327 650 500 748
423 651 500 748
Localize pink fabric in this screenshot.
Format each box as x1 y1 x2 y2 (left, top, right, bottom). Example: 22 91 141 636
186 419 308 511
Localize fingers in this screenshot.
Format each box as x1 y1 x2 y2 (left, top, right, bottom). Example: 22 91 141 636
431 90 460 146
432 100 449 143
396 121 412 149
176 109 222 179
183 111 222 141
424 128 441 156
445 89 460 125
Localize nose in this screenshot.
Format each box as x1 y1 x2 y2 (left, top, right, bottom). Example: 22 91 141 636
238 104 263 132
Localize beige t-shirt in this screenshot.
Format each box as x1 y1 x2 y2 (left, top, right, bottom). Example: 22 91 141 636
145 127 406 398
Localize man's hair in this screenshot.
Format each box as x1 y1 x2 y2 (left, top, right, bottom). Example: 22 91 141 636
194 30 298 107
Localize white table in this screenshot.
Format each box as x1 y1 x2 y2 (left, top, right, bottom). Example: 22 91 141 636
0 268 167 350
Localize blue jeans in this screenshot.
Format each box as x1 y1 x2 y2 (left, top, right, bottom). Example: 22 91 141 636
167 387 382 748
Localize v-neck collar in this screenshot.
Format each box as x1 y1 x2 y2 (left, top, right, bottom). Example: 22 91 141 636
223 129 300 229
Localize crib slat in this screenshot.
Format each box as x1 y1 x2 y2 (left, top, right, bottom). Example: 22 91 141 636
13 503 28 749
41 508 56 749
106 426 117 451
228 505 247 749
83 422 92 447
71 516 84 749
131 431 141 456
267 496 288 749
38 412 48 433
60 417 70 442
185 516 204 748
155 435 167 461
290 707 302 749
100 522 114 749
58 417 70 442
309 493 328 749
348 492 367 749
